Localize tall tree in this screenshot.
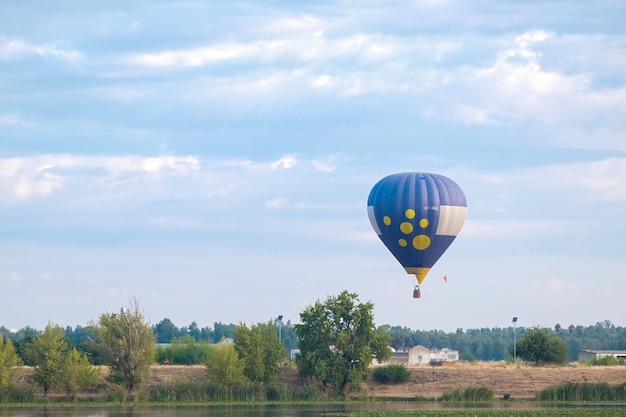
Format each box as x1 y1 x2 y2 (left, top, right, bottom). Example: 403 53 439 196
93 298 156 393
517 327 569 365
213 322 236 342
59 347 101 400
234 321 285 383
205 341 247 399
153 318 180 343
187 321 201 340
294 290 391 395
26 323 70 398
0 334 22 400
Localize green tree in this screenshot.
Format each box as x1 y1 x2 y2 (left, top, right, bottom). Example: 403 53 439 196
26 323 70 398
93 299 156 393
153 318 180 343
234 321 285 383
517 327 569 365
13 335 36 366
156 335 213 365
213 322 236 343
59 347 101 400
205 341 247 398
294 290 391 395
187 321 201 340
0 334 22 400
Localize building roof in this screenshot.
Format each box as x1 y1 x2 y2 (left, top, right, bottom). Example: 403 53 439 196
580 349 626 354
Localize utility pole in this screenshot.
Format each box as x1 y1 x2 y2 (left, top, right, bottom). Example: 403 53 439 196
277 315 283 344
512 316 518 363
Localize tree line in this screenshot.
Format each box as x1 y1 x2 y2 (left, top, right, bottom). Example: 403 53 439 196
2 317 624 364
0 292 390 400
381 319 626 361
0 291 624 402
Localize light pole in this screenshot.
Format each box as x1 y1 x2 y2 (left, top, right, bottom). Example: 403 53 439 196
277 315 283 344
512 317 518 363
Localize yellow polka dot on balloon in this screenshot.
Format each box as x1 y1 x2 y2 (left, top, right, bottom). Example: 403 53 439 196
400 222 413 234
398 239 407 247
383 216 392 226
419 218 429 228
405 209 415 219
413 234 431 250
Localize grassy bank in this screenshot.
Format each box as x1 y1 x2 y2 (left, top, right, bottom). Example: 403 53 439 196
332 411 626 417
537 382 626 401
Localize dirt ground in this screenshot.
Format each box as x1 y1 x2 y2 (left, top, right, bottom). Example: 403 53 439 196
149 362 626 400
21 363 626 400
363 362 626 399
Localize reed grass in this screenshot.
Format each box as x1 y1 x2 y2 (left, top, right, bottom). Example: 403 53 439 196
537 381 626 401
439 385 495 402
148 380 320 402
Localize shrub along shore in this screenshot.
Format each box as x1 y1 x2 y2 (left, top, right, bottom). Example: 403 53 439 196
4 364 626 405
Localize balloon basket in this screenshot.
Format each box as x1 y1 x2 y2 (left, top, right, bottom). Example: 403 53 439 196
413 286 421 299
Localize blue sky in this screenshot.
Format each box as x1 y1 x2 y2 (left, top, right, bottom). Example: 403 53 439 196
1 0 625 333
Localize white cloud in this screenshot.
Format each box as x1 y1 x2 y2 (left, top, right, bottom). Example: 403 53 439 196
460 30 590 123
126 43 258 67
270 155 296 170
119 27 625 146
500 30 550 62
312 157 338 173
312 74 338 89
0 155 200 200
0 158 22 178
520 157 626 203
0 158 65 199
14 170 64 199
462 219 571 239
0 37 81 61
142 156 200 173
123 32 435 68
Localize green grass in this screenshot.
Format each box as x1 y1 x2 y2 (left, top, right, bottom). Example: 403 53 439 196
537 382 626 401
331 409 626 416
371 365 411 384
439 386 495 402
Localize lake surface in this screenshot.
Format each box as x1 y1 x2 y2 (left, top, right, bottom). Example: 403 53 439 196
1 403 626 417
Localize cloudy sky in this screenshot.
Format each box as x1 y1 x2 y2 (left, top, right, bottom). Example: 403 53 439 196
1 1 625 333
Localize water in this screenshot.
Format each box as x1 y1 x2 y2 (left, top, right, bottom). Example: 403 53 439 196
0 404 434 417
1 403 625 417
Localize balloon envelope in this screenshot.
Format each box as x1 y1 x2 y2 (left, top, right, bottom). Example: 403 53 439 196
367 172 467 286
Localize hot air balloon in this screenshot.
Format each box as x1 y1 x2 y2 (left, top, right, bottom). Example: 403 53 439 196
367 172 467 298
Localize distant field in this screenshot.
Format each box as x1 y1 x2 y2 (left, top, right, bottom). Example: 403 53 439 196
17 361 626 402
147 361 626 400
363 361 626 399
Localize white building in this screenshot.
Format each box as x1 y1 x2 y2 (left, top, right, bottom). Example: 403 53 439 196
579 349 626 361
408 345 459 366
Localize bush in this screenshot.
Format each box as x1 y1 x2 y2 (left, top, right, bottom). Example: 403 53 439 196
156 342 213 365
372 364 411 384
589 355 626 366
288 383 320 401
148 379 319 402
537 382 626 401
440 386 494 402
265 383 288 401
0 383 36 403
517 327 568 365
